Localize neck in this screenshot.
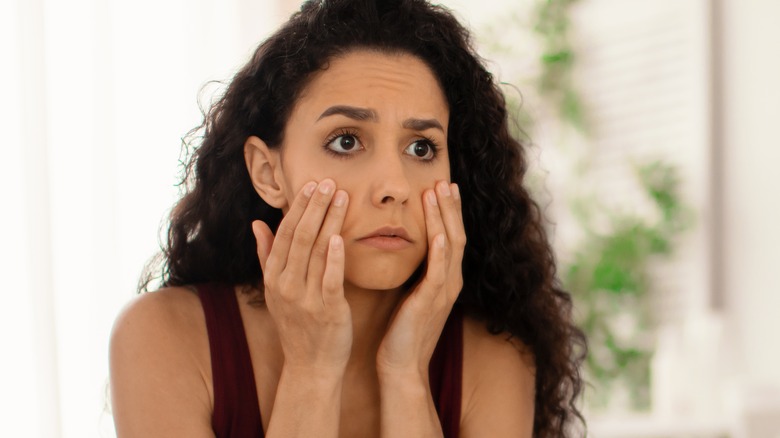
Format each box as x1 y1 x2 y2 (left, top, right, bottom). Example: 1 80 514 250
343 282 406 370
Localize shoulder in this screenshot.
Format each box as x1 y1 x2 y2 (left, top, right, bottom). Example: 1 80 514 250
113 285 202 324
110 286 209 361
460 315 535 437
109 286 215 437
461 316 536 380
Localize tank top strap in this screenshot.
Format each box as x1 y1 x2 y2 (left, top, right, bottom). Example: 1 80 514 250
428 305 464 438
197 283 264 438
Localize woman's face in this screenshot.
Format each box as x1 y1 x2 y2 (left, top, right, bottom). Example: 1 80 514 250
276 50 451 291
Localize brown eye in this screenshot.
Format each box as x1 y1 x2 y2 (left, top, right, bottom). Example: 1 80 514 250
404 140 436 160
339 135 356 150
326 134 363 154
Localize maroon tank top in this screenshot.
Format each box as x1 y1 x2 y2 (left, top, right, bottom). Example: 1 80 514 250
198 283 463 438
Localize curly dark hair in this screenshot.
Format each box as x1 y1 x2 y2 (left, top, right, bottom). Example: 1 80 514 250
141 0 586 435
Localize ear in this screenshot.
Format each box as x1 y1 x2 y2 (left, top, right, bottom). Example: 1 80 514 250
244 136 287 209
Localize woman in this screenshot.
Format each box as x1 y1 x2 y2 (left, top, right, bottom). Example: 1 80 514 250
109 0 586 437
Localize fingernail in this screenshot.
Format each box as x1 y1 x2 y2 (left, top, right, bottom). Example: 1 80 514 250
452 184 460 200
426 190 438 206
303 182 317 197
330 234 343 250
333 190 347 207
437 181 451 197
435 234 445 248
319 180 334 195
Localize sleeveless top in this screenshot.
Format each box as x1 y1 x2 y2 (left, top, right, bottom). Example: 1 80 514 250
197 283 463 438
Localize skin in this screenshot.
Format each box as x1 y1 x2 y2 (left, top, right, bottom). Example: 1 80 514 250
109 50 536 438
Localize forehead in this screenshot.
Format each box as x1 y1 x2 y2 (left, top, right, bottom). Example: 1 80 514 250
292 50 449 123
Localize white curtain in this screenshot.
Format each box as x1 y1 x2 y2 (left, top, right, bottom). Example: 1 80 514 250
1 0 287 436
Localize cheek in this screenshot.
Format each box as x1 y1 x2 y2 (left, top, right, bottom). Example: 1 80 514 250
280 167 361 215
415 149 451 181
434 144 451 181
409 164 451 198
290 167 357 193
327 166 376 206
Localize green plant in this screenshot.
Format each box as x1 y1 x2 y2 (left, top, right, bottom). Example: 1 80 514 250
565 161 691 409
532 0 586 132
479 0 693 410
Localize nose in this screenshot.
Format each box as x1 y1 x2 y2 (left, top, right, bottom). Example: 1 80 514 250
370 153 411 207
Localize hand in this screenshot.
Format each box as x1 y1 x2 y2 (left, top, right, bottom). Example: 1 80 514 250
252 179 353 373
376 180 466 377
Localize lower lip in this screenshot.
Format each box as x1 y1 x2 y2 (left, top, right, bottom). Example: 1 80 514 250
357 236 412 250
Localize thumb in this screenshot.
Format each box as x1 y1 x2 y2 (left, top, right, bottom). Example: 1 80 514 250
251 220 274 273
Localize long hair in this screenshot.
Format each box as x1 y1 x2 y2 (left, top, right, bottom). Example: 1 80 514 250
141 0 586 435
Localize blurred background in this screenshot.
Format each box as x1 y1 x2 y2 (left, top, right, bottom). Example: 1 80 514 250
2 0 778 436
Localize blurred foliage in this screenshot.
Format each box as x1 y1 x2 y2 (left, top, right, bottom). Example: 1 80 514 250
480 0 693 410
532 0 586 132
565 161 692 409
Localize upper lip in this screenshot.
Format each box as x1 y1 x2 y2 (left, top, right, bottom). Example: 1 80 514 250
358 226 412 242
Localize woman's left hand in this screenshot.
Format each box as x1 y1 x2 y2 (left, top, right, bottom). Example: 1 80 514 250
376 180 466 378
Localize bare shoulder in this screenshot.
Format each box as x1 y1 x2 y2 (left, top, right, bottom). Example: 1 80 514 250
460 315 535 438
462 315 535 377
109 286 214 438
110 287 209 369
111 286 205 338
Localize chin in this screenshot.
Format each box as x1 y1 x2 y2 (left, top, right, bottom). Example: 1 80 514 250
343 258 423 291
346 277 407 291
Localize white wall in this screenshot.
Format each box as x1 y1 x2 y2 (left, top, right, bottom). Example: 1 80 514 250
720 0 780 395
2 1 286 437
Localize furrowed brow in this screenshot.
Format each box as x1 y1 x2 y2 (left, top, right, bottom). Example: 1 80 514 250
402 118 444 133
317 105 378 122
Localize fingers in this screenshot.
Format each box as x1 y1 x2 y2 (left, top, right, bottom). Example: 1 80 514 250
308 189 349 286
421 185 447 295
423 181 465 258
422 180 466 300
284 179 338 280
265 181 318 278
423 187 446 251
252 220 274 273
322 235 346 306
425 233 447 288
264 179 346 294
435 181 466 263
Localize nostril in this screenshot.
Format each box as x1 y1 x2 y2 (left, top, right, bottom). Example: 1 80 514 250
381 195 394 204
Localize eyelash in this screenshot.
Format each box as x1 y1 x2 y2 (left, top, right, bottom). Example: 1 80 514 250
411 136 441 164
321 129 442 163
322 129 362 159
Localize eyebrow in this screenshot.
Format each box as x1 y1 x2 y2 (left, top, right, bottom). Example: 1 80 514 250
317 105 445 133
402 118 444 132
318 105 377 122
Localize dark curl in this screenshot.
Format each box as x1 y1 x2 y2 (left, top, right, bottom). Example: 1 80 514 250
142 0 586 435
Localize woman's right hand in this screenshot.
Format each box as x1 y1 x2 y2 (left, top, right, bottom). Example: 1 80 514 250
252 179 353 374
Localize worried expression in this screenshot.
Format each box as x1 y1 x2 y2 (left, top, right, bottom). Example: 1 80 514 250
249 50 451 290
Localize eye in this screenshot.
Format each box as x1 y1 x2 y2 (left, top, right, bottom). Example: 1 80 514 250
403 139 438 161
324 132 364 155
